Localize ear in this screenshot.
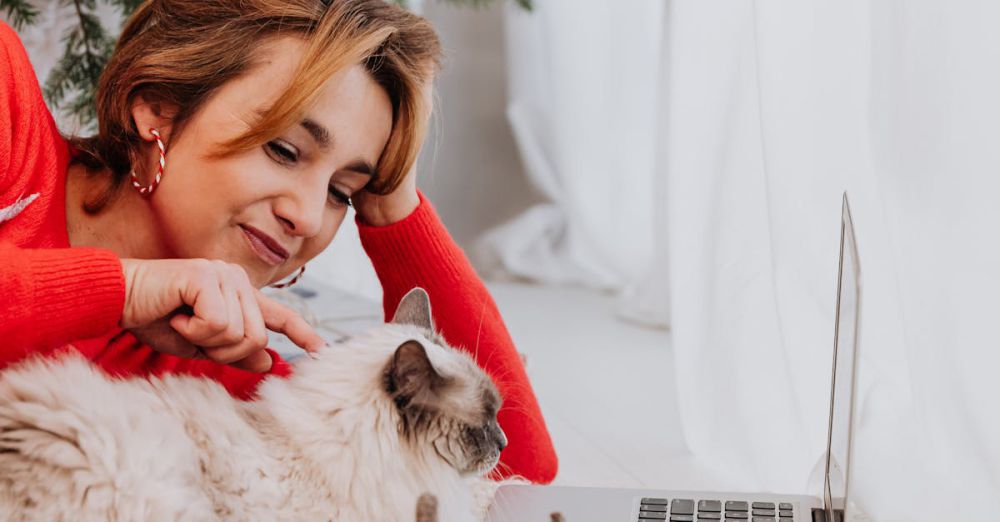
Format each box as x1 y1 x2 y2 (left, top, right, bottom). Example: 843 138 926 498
130 92 179 144
391 287 435 331
388 340 443 407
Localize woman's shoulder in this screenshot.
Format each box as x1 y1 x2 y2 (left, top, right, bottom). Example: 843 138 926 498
0 20 53 122
0 19 20 48
0 20 37 82
0 19 68 205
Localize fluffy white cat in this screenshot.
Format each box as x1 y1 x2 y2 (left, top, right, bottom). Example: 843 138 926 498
0 288 509 521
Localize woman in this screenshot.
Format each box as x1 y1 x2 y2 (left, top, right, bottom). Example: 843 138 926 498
0 0 556 483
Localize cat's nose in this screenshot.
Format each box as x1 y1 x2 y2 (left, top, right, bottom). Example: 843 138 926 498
496 428 508 451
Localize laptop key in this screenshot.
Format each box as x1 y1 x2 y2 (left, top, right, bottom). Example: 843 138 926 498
752 518 776 522
669 516 694 522
644 498 670 506
752 502 776 510
639 511 668 520
698 500 723 513
724 514 748 520
697 514 722 520
779 511 793 517
642 505 668 512
778 503 793 511
671 499 695 515
752 509 776 516
725 501 749 512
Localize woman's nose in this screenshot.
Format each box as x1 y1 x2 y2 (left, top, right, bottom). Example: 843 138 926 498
274 188 325 238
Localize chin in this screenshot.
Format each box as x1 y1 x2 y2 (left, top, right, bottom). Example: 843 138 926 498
245 267 276 289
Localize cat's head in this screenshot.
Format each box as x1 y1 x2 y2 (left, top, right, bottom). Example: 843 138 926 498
383 288 507 476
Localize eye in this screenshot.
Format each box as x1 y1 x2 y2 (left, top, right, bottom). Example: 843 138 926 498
264 140 298 164
328 185 353 208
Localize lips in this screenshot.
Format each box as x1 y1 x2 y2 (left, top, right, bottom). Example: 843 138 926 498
240 224 290 266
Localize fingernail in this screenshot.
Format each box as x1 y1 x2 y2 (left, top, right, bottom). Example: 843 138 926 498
307 343 330 360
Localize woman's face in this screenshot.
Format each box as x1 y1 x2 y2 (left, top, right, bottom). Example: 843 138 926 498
142 36 393 287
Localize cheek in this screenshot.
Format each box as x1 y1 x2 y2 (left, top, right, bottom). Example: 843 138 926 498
152 149 276 256
294 207 348 262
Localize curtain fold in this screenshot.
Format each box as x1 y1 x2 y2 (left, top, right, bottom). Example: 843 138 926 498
477 0 666 308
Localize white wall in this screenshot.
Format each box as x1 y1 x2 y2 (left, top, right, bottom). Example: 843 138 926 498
418 2 541 248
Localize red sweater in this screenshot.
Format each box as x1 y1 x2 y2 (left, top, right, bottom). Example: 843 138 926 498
0 21 556 483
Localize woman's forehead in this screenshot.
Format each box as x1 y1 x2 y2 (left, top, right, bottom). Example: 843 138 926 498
204 35 393 164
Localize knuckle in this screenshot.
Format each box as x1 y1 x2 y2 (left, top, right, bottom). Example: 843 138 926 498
213 325 238 342
190 258 214 273
250 333 269 348
233 270 253 288
205 316 229 332
228 328 246 343
224 262 247 278
196 274 218 290
211 260 230 273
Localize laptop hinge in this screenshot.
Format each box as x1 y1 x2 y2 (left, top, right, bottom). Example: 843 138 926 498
811 508 844 522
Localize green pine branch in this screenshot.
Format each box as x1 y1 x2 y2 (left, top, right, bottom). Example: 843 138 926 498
0 0 38 30
1 0 531 131
34 0 116 130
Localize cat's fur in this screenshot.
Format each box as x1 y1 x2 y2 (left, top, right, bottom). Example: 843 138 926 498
0 288 509 521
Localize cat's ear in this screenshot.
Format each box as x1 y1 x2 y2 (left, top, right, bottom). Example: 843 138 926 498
389 340 444 406
391 287 435 331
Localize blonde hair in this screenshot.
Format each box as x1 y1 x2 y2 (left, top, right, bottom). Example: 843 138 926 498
73 0 441 212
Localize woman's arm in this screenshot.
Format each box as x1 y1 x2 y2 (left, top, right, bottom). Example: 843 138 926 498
0 23 129 363
0 242 126 364
357 191 558 484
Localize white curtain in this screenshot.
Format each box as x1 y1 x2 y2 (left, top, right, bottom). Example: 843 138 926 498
477 0 668 328
659 1 1000 521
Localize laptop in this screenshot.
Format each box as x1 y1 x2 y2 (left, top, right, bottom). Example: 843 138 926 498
487 194 864 522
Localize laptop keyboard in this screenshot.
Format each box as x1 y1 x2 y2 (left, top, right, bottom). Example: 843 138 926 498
638 497 795 522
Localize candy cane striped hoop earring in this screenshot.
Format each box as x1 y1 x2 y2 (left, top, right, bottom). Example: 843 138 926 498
130 128 166 197
270 265 306 289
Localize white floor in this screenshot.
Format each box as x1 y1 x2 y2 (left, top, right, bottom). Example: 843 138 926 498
487 282 730 491
267 278 731 490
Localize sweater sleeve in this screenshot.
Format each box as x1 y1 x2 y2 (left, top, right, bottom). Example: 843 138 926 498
356 191 558 484
0 19 18 191
0 19 53 195
0 242 126 364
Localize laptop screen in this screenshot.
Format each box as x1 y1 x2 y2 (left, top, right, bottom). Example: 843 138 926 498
822 194 862 521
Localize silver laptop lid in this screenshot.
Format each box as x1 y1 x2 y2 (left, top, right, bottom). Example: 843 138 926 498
822 193 862 521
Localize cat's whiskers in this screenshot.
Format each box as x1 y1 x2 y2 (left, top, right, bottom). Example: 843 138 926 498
472 297 488 363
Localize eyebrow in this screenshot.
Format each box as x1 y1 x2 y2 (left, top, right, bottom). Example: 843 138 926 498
300 118 376 177
300 118 332 149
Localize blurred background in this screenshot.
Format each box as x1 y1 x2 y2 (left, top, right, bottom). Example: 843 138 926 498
7 1 1000 520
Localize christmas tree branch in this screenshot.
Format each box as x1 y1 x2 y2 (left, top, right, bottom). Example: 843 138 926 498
0 0 38 30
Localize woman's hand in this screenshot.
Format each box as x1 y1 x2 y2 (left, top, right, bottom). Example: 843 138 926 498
352 168 420 227
119 258 326 372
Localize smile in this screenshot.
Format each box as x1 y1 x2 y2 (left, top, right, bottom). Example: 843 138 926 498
240 225 290 266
